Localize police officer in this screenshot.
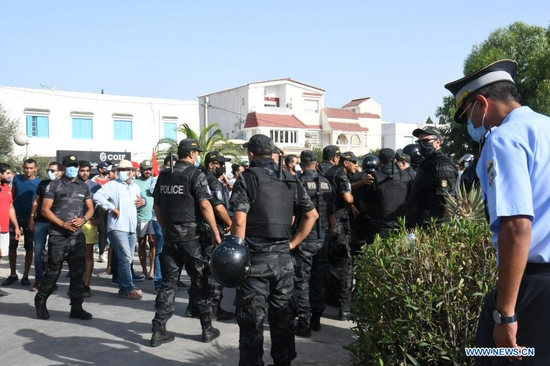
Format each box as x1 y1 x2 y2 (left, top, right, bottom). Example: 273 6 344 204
324 150 356 320
203 150 234 321
402 143 424 171
395 152 416 181
460 142 480 193
230 134 318 366
150 139 222 347
360 149 411 243
293 150 334 337
317 145 344 175
34 155 94 320
446 59 550 364
406 126 457 228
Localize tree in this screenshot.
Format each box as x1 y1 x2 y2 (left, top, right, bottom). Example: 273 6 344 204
436 21 550 160
0 103 19 163
155 122 245 166
425 116 434 125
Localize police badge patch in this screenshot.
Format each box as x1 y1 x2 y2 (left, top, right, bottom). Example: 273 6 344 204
440 179 448 188
306 182 317 190
215 190 223 201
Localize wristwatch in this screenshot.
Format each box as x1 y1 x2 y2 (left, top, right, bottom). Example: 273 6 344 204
82 217 89 224
492 309 517 324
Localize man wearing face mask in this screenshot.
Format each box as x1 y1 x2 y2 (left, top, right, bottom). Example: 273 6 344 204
150 138 222 347
34 155 94 320
284 154 300 177
93 160 146 300
196 150 234 321
446 59 550 364
29 162 64 292
406 126 457 228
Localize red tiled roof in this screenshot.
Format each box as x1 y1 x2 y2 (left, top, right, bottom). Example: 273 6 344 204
357 112 380 119
244 112 307 129
341 97 371 108
323 108 358 120
329 122 369 132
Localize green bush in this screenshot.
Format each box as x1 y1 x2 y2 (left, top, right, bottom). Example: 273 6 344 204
347 214 496 365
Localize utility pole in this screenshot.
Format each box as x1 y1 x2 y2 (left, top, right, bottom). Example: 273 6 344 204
203 96 209 130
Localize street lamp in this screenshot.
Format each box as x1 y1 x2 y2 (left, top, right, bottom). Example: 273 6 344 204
14 132 30 159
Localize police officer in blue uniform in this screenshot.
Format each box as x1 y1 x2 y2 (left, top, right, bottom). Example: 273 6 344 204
230 134 318 366
293 150 334 337
150 139 222 347
446 59 550 364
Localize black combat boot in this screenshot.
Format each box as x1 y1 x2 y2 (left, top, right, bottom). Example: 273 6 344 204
310 313 322 332
35 300 50 320
294 318 311 337
70 306 93 320
200 315 220 343
150 328 175 347
212 301 234 321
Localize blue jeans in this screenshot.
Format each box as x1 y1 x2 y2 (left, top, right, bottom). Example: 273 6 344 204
33 221 50 282
108 230 137 296
153 220 163 289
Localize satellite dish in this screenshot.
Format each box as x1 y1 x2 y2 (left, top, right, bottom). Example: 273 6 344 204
14 132 29 146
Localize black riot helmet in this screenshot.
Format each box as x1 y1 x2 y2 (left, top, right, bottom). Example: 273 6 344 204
361 154 380 174
209 235 250 288
402 144 424 168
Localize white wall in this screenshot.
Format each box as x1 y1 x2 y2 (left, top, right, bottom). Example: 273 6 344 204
199 85 249 140
0 86 199 162
381 121 421 150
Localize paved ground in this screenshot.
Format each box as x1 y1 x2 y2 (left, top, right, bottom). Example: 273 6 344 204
0 246 354 366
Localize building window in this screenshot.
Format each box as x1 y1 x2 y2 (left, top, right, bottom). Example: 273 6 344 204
304 99 319 113
72 118 93 139
164 122 177 140
270 130 297 144
114 120 133 141
350 134 360 146
364 133 369 147
336 134 348 145
404 136 414 145
25 115 49 138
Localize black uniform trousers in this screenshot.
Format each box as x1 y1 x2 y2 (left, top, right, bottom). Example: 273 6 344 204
475 263 550 365
329 213 353 312
236 249 297 366
292 229 330 324
152 238 211 331
35 233 86 308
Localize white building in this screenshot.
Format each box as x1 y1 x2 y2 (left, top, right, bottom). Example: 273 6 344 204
0 86 199 164
199 79 409 156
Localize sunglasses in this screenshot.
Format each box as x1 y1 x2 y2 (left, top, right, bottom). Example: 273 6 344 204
46 169 58 173
416 138 437 144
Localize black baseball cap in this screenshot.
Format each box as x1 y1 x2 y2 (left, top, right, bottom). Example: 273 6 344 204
205 151 231 164
62 155 79 167
322 145 345 160
243 134 274 155
379 148 396 163
412 126 443 140
300 150 318 163
395 153 411 163
341 151 358 162
178 138 205 152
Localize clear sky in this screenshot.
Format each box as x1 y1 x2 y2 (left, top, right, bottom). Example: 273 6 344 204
1 1 548 124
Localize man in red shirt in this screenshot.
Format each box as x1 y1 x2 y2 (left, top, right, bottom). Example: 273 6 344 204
0 163 21 296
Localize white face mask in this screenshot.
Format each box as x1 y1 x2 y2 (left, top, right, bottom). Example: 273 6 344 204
294 165 302 172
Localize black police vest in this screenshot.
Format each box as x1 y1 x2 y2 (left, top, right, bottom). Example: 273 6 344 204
300 172 333 230
243 167 296 240
323 164 347 211
157 163 202 224
368 170 410 222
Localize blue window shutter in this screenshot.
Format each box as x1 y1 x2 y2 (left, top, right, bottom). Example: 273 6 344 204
37 116 49 138
114 120 132 141
26 116 33 136
164 122 177 140
72 118 93 139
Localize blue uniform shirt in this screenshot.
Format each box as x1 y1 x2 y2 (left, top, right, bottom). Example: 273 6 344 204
477 106 550 263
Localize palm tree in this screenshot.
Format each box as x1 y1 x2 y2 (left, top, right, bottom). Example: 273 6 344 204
155 123 245 167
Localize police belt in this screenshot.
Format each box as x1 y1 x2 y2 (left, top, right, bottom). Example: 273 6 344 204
524 262 550 274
